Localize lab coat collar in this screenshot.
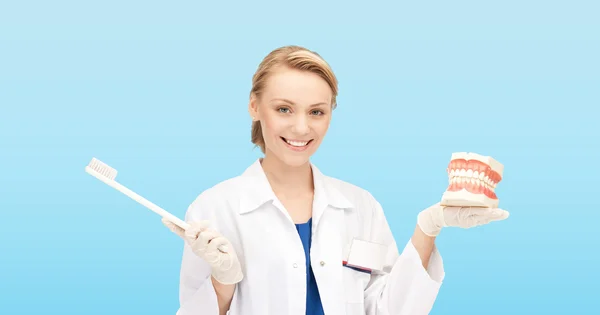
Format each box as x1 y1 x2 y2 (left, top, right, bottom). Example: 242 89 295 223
238 158 354 214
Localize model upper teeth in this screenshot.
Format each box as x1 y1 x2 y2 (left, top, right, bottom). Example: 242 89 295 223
447 168 498 190
285 139 309 147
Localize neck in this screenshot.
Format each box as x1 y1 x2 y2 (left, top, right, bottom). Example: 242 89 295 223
260 154 314 197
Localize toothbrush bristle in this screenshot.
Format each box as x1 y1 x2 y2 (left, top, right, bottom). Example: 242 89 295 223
88 157 118 180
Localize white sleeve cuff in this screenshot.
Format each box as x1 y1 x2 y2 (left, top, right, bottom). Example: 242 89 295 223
176 277 219 315
379 240 445 314
400 239 446 284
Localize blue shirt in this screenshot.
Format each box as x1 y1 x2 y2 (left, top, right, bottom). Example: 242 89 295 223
295 218 325 315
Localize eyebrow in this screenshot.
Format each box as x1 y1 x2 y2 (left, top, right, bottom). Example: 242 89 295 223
271 98 328 107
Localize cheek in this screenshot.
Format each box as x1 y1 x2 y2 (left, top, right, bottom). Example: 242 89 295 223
261 113 284 137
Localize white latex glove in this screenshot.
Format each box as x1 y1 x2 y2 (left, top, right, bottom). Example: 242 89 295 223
417 202 510 237
162 219 243 285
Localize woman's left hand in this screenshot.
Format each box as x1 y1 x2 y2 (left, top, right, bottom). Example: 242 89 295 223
417 202 510 237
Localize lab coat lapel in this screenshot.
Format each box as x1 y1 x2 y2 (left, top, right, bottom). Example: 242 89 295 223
310 177 328 233
309 163 352 228
311 205 346 315
309 163 353 315
238 159 294 222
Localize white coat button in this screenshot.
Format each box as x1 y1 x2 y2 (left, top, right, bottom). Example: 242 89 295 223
320 261 325 266
293 263 298 268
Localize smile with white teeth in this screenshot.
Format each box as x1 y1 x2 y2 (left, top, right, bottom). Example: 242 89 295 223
282 137 311 147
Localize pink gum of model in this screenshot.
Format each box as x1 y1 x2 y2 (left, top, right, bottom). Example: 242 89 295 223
440 152 504 208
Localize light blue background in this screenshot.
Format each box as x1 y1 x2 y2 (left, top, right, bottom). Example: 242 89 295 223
1 1 599 314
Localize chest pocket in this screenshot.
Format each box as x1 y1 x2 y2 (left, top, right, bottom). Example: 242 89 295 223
341 233 387 314
337 205 376 315
340 207 371 300
343 264 371 299
342 264 370 315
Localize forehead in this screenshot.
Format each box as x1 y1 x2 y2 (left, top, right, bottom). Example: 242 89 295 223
262 67 332 105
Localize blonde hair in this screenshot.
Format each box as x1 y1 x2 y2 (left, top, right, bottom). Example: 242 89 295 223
250 45 338 153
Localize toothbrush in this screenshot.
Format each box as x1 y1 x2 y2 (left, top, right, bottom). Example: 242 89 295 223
85 157 228 253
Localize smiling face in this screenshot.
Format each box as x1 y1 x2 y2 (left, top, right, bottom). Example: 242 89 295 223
249 66 333 167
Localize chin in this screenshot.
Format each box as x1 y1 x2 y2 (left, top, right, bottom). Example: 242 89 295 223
268 139 320 167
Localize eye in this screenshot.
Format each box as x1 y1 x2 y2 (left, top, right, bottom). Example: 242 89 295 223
277 107 291 114
310 109 324 116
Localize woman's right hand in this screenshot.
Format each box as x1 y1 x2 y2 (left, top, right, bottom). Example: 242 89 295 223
162 219 244 285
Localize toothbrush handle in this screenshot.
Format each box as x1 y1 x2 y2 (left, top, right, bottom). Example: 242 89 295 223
85 167 229 253
86 166 190 229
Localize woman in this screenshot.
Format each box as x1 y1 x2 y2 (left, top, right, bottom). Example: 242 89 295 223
162 45 509 315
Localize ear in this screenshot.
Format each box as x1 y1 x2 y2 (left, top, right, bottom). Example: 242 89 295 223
248 93 259 121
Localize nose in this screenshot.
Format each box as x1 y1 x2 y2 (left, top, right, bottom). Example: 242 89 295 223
291 114 310 135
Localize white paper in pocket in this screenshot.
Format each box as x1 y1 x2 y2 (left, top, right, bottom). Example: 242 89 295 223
344 238 387 272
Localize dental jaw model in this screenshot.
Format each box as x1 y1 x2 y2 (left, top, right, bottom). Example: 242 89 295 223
441 152 504 208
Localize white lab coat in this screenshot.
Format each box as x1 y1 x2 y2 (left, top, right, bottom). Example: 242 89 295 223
176 159 445 315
